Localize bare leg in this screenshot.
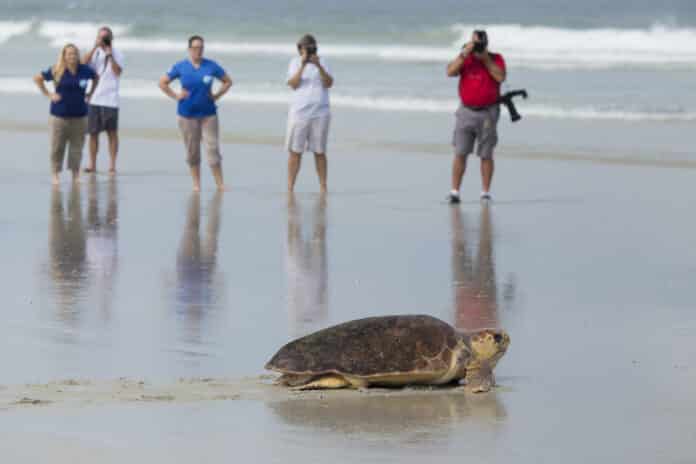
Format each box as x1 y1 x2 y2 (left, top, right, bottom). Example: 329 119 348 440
314 152 327 193
86 133 98 172
190 165 201 192
211 163 226 191
451 155 467 192
107 130 118 174
52 173 60 185
288 151 302 192
481 159 494 193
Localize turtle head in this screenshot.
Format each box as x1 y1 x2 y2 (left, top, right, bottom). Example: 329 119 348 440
457 329 510 392
464 329 510 369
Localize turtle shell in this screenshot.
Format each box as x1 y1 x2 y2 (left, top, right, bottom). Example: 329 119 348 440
265 315 460 378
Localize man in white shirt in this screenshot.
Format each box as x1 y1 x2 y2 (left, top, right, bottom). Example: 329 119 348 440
82 26 124 175
286 34 334 193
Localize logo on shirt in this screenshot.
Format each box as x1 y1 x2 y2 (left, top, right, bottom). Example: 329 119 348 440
203 75 213 85
79 79 88 88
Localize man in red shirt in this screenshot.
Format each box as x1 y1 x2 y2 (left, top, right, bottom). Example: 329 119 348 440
446 30 506 204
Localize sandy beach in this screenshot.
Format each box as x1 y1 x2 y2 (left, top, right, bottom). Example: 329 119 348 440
1 120 695 462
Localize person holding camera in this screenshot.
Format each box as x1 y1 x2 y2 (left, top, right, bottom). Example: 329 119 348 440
446 30 506 204
82 26 124 175
286 34 333 193
159 35 233 192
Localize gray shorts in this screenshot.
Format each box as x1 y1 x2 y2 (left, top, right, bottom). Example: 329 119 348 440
87 105 119 134
452 104 500 159
286 115 331 154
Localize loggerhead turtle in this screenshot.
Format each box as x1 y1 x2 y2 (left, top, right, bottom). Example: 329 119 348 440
265 315 510 393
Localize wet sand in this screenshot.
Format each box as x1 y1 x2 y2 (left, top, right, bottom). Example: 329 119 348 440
1 128 695 462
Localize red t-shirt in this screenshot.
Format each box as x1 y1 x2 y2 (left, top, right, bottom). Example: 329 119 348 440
458 53 506 108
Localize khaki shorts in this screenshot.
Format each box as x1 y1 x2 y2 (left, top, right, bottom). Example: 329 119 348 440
177 115 222 167
286 115 331 154
50 116 87 173
452 104 500 160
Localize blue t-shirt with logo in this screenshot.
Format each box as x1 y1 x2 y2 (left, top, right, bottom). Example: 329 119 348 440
166 58 226 118
41 64 97 118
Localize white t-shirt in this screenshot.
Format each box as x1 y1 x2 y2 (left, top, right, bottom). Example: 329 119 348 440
89 47 124 108
286 56 331 120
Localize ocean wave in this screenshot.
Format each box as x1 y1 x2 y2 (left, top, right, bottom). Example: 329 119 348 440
38 20 131 45
12 19 694 69
3 78 694 121
452 23 696 69
0 21 32 44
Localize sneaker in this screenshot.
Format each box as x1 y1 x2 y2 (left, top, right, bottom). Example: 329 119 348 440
448 192 461 204
480 191 492 201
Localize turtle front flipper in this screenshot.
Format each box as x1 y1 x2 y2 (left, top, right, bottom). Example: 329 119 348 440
276 374 314 387
292 374 352 390
465 365 495 393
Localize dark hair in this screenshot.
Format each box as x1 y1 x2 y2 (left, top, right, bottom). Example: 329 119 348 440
297 34 317 52
188 35 205 48
474 29 488 46
99 26 113 40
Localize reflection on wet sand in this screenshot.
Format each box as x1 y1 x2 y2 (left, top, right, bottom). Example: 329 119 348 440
86 177 119 320
48 185 87 324
268 390 506 438
175 193 224 343
451 205 502 332
286 194 328 338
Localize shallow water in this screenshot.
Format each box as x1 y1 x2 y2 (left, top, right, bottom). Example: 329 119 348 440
1 131 695 462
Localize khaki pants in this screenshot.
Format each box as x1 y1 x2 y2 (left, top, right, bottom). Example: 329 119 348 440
177 115 222 167
50 116 87 173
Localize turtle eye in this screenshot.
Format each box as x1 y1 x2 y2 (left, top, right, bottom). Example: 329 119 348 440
493 333 503 344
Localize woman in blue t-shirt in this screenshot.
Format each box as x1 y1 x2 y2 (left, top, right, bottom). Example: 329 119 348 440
159 35 233 192
34 43 98 185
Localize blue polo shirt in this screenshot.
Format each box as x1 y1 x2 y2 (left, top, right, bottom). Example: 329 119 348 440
166 58 226 118
41 64 96 118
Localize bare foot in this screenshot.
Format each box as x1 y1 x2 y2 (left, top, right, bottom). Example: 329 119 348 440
216 184 229 192
109 169 116 176
51 174 60 185
193 185 201 192
320 185 328 194
71 171 82 184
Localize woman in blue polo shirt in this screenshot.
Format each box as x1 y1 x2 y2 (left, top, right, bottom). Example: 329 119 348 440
159 35 233 192
34 43 98 185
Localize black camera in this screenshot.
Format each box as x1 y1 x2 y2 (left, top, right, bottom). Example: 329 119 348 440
472 29 488 53
305 45 317 56
102 36 112 47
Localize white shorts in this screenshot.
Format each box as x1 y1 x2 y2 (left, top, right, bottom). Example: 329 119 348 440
286 115 331 154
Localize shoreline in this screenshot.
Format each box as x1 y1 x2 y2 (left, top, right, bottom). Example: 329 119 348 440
2 120 695 170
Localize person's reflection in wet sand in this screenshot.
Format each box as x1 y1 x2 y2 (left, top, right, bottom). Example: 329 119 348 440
451 205 500 332
86 176 119 321
286 193 328 338
175 192 223 344
48 185 87 325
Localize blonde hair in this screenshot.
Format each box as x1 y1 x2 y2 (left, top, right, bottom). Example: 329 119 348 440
52 43 80 83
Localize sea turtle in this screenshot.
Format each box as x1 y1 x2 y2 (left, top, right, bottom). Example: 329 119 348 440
265 315 510 393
